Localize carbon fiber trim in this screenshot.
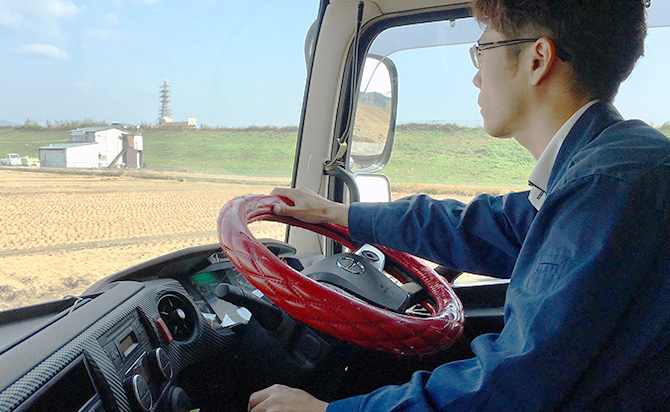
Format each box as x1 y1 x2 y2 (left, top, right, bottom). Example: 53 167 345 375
0 279 235 412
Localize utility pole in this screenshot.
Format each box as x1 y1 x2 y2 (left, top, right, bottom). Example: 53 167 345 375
158 78 172 124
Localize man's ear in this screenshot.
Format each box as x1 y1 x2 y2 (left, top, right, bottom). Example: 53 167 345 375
528 37 558 86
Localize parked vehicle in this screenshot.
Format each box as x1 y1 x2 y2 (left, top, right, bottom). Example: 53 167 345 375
1 153 21 166
20 157 39 167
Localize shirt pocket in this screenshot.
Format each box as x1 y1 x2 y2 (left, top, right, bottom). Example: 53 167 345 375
523 254 566 294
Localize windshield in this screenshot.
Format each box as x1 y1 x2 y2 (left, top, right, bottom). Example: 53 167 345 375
0 1 318 310
1 2 669 310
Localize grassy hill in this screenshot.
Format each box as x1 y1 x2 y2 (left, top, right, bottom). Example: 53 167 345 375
3 123 667 187
0 127 68 155
141 127 297 177
387 124 535 185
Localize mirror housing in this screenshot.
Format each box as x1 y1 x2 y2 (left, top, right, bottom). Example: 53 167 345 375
350 54 398 174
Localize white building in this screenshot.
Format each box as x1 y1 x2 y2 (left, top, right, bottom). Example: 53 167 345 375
39 126 143 168
39 142 100 168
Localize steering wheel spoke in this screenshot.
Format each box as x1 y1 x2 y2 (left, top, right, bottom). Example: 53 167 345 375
301 250 411 313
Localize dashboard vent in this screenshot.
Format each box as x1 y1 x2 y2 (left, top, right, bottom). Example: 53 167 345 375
157 293 198 341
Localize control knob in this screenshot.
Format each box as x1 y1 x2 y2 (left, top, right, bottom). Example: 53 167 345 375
124 374 152 412
149 347 174 381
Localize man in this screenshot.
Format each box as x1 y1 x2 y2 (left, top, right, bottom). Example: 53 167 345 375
249 0 670 410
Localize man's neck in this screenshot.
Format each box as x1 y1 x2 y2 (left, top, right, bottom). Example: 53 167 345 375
515 97 592 160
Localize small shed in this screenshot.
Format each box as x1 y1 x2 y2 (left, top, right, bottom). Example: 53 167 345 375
39 142 100 168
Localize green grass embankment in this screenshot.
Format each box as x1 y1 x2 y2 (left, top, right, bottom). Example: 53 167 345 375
1 125 537 188
387 124 535 186
141 127 297 177
0 128 68 155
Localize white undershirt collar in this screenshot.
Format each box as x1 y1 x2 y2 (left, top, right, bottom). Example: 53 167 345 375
527 100 599 210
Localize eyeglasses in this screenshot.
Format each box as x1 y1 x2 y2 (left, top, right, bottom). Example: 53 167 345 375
469 38 539 69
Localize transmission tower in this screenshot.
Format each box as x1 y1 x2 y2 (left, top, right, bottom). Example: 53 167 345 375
158 78 172 124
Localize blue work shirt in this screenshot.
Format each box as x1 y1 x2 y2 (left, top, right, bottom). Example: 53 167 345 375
328 102 670 411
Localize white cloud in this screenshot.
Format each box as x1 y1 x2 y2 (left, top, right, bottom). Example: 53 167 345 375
43 0 81 18
0 0 84 30
0 3 22 28
20 43 69 60
113 0 160 5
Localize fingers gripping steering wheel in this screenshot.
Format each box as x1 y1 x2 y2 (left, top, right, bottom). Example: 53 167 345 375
217 194 464 355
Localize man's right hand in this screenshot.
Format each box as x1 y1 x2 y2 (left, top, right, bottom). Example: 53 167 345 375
270 187 349 228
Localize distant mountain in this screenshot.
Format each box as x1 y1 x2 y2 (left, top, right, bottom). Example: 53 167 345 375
0 119 19 126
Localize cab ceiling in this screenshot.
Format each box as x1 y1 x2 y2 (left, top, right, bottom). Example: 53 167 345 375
330 0 472 15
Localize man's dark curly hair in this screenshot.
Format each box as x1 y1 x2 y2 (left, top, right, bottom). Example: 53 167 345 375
471 0 647 101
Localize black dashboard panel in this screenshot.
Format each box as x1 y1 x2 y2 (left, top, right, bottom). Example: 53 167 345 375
15 354 101 412
0 276 237 411
0 242 311 412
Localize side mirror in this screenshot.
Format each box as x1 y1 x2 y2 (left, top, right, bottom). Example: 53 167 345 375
354 173 392 203
304 19 318 68
350 54 398 174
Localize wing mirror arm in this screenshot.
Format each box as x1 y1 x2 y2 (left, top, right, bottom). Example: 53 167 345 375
324 163 360 203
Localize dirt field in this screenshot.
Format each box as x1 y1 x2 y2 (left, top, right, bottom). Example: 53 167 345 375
0 169 293 310
0 168 504 311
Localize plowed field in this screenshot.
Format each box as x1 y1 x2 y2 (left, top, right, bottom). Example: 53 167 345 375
0 168 503 311
0 169 289 310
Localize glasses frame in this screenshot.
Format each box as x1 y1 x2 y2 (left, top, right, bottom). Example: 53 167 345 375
469 38 539 69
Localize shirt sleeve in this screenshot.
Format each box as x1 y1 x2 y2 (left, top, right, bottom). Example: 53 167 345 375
347 191 536 278
329 169 670 411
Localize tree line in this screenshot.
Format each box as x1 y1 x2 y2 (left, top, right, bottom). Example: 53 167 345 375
8 118 669 135
9 118 300 133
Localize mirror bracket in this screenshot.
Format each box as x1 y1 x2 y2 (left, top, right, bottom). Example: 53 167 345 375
324 142 348 171
324 163 360 203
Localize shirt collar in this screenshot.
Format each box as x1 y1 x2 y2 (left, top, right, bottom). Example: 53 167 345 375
527 100 599 210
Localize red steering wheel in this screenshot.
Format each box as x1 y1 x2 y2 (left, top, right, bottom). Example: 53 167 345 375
217 194 464 355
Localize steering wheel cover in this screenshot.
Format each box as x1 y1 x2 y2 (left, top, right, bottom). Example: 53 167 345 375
218 194 464 355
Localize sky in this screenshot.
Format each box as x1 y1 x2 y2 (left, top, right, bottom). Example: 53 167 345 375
1 1 669 128
0 0 319 127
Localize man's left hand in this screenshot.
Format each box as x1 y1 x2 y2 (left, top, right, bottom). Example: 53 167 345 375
248 384 329 412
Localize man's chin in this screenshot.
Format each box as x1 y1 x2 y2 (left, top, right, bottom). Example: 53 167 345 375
482 123 513 139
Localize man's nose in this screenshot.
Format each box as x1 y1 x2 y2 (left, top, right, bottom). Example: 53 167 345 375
472 69 481 89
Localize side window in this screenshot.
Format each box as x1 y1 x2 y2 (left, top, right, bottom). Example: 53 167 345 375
351 17 670 284
353 18 535 206
615 26 670 137
351 18 534 284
